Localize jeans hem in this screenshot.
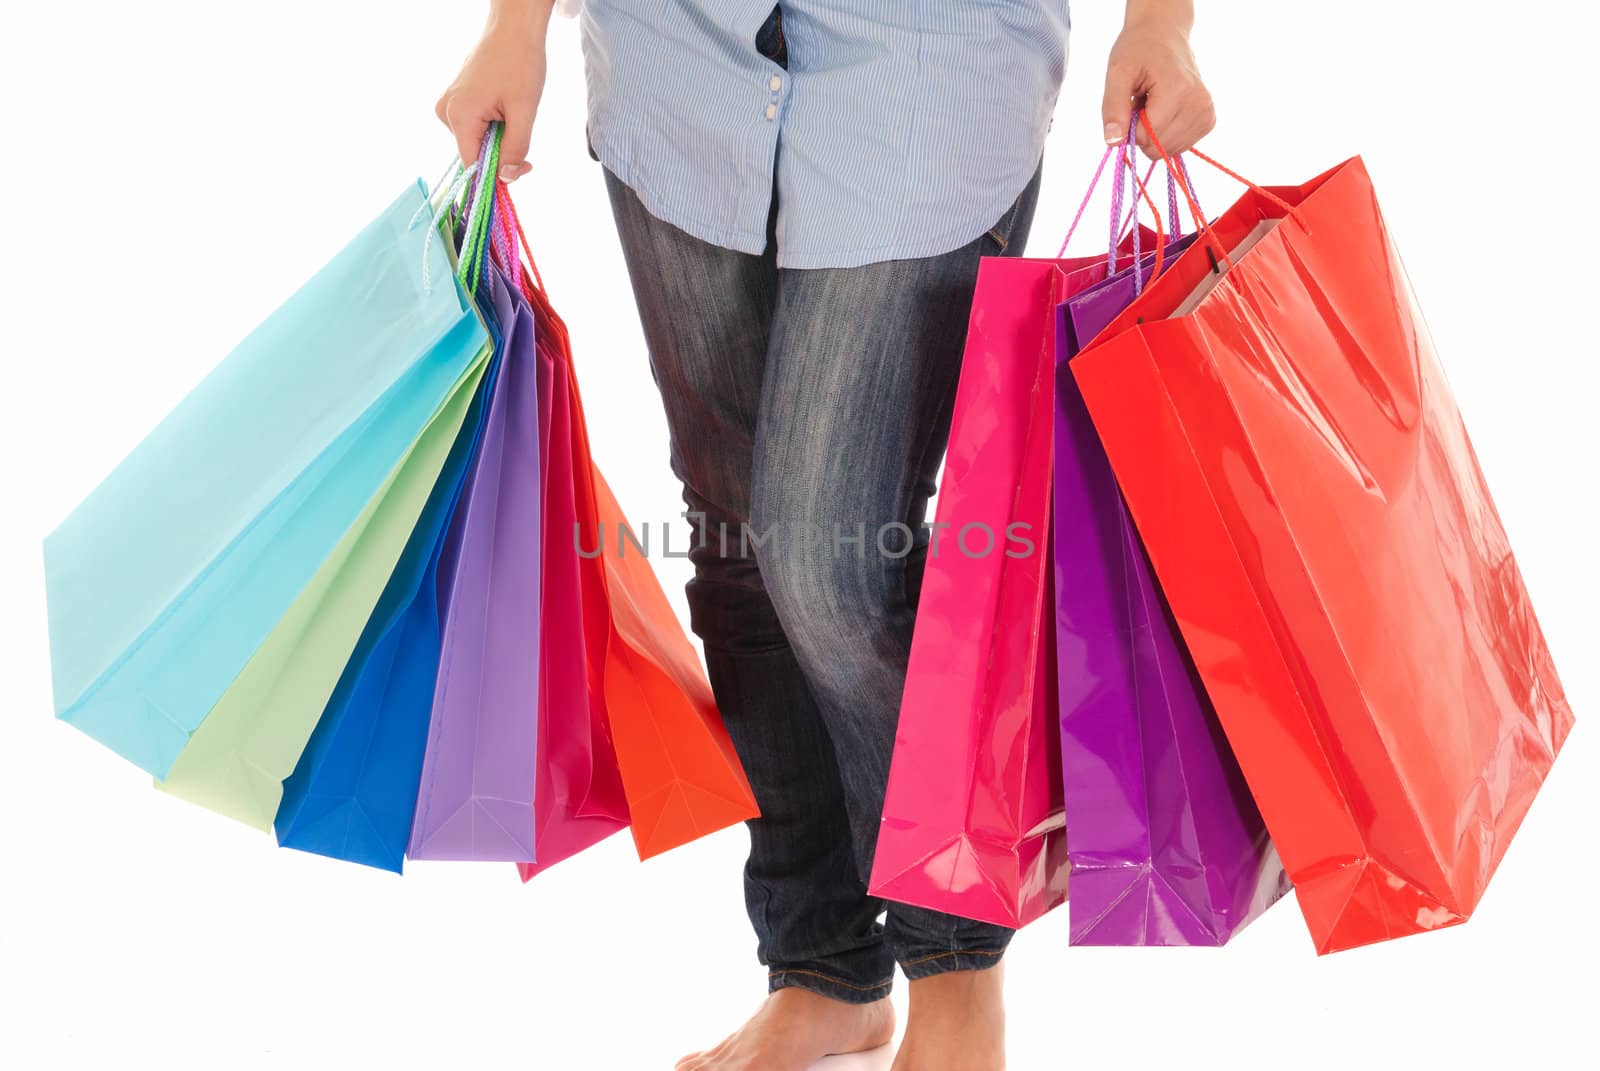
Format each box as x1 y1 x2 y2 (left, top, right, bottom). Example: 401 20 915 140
897 947 1007 982
769 968 894 1005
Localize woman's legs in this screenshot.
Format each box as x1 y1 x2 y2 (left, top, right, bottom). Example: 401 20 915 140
750 174 1041 979
604 157 1042 1070
604 168 898 1004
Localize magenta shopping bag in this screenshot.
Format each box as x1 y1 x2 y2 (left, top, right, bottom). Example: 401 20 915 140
1052 143 1288 944
408 266 543 861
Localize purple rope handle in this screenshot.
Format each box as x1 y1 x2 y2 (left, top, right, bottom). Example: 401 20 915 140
1117 159 1204 246
1167 159 1184 242
459 127 497 226
1119 114 1145 292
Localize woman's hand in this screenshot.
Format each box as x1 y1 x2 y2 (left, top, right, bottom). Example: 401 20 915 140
435 2 553 182
1102 1 1215 158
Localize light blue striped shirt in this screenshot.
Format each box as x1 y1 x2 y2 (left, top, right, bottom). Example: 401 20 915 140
580 1 1072 269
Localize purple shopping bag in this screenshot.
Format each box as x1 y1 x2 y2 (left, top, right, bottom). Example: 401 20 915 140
409 264 543 861
1051 141 1290 944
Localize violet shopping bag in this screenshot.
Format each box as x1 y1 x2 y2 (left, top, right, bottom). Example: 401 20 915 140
408 260 544 862
45 183 489 778
484 181 627 876
1070 124 1573 951
1052 145 1288 945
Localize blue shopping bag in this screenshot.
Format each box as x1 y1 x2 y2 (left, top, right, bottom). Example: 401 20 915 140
44 182 489 777
274 261 511 873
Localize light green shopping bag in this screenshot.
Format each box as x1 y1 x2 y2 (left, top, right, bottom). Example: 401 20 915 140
155 346 492 829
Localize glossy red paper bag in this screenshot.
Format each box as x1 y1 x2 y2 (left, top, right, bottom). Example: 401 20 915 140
1071 151 1574 952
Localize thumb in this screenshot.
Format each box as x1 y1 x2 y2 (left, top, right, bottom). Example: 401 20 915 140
1101 59 1142 145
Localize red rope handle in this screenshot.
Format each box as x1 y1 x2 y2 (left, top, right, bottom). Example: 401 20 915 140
1138 112 1299 278
1138 112 1230 272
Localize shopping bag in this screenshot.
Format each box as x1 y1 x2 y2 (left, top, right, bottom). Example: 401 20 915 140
495 190 758 861
274 346 494 870
517 261 629 879
870 254 1110 928
45 183 490 777
274 187 509 868
868 145 1198 927
156 346 492 828
1056 229 1286 946
408 264 545 862
1070 130 1574 952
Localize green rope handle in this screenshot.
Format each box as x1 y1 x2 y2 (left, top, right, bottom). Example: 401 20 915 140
456 123 503 296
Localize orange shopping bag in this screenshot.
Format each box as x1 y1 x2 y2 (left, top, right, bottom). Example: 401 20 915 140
502 193 758 863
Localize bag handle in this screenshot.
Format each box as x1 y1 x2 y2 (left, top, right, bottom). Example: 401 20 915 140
489 174 549 301
1117 126 1168 290
1137 111 1297 276
1114 156 1203 252
455 124 503 296
1054 109 1187 287
1095 111 1170 291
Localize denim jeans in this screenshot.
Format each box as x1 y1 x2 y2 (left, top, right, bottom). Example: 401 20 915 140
602 152 1044 1003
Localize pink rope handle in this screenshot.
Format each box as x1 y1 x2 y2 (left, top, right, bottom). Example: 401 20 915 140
1054 143 1117 258
1056 108 1197 271
491 182 522 292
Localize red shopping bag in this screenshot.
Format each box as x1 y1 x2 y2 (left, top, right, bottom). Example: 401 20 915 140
500 193 759 863
1071 126 1574 952
518 310 631 877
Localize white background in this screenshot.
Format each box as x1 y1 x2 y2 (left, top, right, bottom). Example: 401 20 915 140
2 2 1597 1068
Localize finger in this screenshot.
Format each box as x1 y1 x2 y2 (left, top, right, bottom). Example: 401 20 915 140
1153 100 1216 158
498 103 536 183
1134 87 1186 160
444 99 493 170
1101 59 1143 144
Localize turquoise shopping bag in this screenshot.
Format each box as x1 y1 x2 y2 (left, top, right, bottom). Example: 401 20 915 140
44 182 489 777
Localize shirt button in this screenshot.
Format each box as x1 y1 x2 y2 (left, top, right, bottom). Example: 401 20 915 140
769 75 783 91
765 103 778 120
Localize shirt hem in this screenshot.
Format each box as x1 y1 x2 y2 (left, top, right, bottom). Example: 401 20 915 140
590 129 1047 272
589 130 771 258
773 157 1046 270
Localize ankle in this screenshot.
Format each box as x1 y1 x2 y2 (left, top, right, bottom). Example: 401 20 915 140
906 962 1005 1009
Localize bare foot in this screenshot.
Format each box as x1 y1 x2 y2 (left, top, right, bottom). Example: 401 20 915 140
675 988 896 1071
890 964 1005 1071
